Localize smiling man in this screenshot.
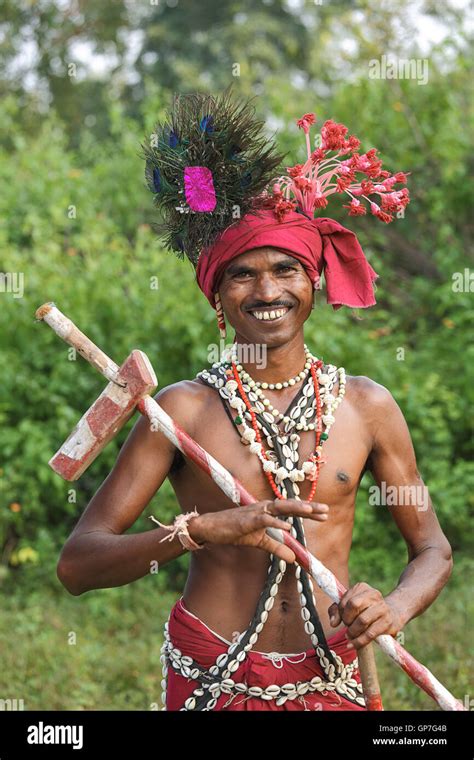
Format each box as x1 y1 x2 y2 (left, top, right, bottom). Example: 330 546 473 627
57 93 452 711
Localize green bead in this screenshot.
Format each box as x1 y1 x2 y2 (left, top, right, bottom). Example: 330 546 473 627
235 415 242 425
320 432 329 440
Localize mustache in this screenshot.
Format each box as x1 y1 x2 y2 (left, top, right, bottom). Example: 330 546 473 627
245 301 294 311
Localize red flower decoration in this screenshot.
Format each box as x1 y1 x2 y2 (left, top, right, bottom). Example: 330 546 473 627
321 119 348 150
311 148 326 164
361 179 375 195
263 111 410 223
371 202 393 223
344 199 367 216
394 171 409 183
287 164 304 178
296 113 317 134
313 194 328 209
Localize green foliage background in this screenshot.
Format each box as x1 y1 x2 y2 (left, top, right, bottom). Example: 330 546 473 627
0 0 472 710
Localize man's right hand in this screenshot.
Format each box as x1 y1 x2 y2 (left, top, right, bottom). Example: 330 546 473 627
188 499 329 563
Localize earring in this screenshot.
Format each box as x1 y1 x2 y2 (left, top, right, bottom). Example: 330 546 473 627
214 291 227 340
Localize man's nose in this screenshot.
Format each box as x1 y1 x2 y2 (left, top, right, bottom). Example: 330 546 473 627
252 273 282 303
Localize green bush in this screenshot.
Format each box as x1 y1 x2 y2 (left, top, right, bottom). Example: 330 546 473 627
0 72 472 595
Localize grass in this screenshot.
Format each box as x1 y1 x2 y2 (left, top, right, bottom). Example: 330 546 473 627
0 578 178 711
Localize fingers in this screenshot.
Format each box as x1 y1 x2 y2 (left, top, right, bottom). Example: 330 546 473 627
260 513 293 532
337 582 382 627
346 618 387 649
333 583 390 649
258 532 296 564
345 598 402 648
266 499 330 521
248 508 292 530
328 602 341 627
346 603 384 642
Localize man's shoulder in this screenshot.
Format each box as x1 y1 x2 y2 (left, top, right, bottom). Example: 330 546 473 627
344 373 396 410
343 375 403 453
152 373 218 428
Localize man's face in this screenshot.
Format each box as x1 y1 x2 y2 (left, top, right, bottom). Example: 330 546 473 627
217 247 314 346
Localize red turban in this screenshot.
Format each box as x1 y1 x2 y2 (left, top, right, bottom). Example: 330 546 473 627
195 209 379 311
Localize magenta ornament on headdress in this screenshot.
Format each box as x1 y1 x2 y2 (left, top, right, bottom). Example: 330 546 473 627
184 166 217 212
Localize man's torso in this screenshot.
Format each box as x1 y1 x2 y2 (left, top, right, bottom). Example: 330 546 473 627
166 370 374 653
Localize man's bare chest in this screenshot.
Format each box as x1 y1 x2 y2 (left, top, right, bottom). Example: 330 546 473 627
168 378 372 515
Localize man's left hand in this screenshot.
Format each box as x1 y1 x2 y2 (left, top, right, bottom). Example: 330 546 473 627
328 582 403 649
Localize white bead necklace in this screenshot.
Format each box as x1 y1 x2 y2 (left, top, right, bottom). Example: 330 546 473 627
227 371 345 494
233 359 343 431
236 344 314 390
198 353 347 497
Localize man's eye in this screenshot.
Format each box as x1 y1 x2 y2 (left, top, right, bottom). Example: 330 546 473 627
232 267 295 279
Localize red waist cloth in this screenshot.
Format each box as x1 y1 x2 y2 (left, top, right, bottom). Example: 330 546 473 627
165 597 366 711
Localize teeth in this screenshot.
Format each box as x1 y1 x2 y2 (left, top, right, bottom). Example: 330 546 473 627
251 308 289 321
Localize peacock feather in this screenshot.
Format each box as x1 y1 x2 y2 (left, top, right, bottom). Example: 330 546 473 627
141 87 285 266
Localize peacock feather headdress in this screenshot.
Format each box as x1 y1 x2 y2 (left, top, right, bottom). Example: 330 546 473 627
142 88 285 266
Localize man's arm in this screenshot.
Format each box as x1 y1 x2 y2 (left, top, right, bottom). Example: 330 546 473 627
328 379 453 648
56 379 329 595
56 384 194 596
